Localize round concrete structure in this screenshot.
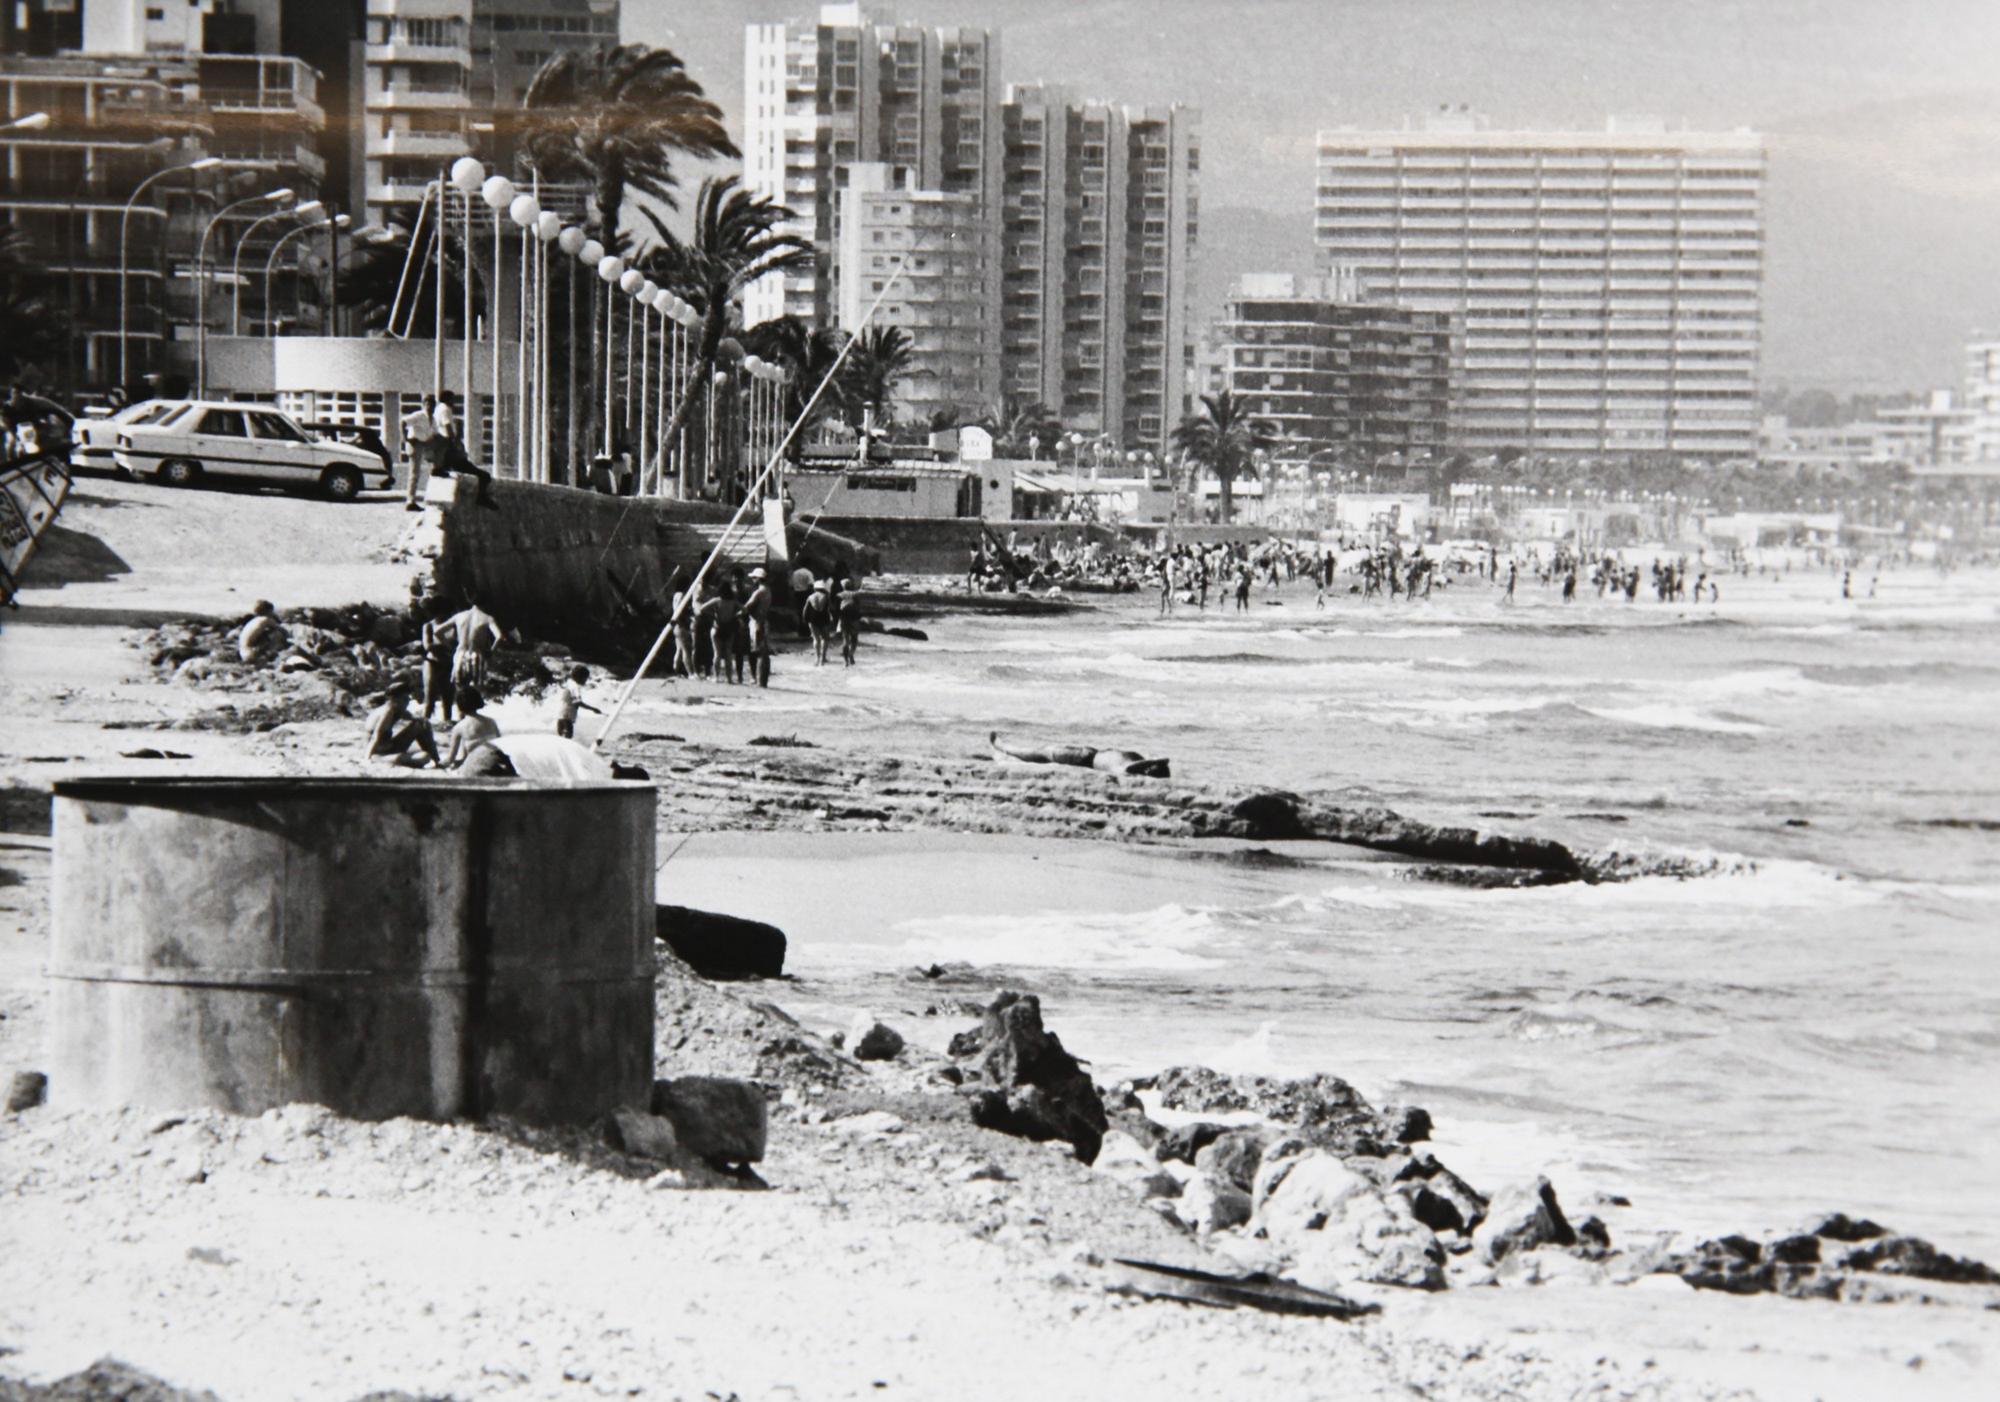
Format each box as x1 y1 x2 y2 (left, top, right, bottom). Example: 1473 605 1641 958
49 776 656 1124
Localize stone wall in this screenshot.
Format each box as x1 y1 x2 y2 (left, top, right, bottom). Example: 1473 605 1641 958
424 479 874 651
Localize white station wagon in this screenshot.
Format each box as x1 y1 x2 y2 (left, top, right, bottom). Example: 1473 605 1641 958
114 400 393 501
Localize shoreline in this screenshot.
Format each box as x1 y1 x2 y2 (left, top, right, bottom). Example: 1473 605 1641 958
4 502 2000 1399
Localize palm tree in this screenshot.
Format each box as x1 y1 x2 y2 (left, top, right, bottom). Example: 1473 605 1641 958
0 223 65 386
1172 391 1276 523
741 314 848 453
636 176 815 490
518 44 735 242
996 399 1063 459
839 325 914 432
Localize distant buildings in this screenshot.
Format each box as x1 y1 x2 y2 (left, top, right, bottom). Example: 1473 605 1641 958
1315 113 1765 460
1965 337 2000 463
834 164 995 426
1218 271 1453 467
743 4 1200 454
361 0 617 224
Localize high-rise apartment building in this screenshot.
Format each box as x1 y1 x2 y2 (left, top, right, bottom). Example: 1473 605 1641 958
1219 272 1454 465
743 3 1001 335
1964 337 2000 463
2 24 326 389
999 85 1199 451
1315 114 1765 459
834 163 994 426
362 0 616 223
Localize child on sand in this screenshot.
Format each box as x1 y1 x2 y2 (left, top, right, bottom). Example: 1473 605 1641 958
836 580 862 666
444 686 513 776
555 665 600 739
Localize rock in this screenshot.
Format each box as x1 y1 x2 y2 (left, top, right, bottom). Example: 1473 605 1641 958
1388 1151 1489 1234
1092 1132 1158 1177
1146 1065 1250 1114
654 904 787 979
831 1110 906 1137
1474 1177 1576 1264
1176 1173 1253 1234
1493 1248 1610 1288
1104 1106 1165 1152
1256 1152 1374 1240
238 613 285 663
1833 1235 2000 1285
848 1015 905 1061
1255 1146 1453 1294
1572 1215 1613 1257
1155 1120 1232 1165
609 1108 682 1162
6 1070 47 1113
1135 1170 1182 1200
650 1077 768 1165
1384 1104 1432 1144
1193 1129 1265 1194
1805 1211 1888 1243
953 991 1108 1163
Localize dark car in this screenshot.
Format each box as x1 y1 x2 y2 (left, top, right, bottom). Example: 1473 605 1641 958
304 422 394 474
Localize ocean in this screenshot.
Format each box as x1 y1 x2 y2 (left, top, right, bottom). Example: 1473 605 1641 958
665 559 2000 1266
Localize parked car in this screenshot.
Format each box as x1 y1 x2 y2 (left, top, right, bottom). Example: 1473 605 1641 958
2 393 75 466
114 400 393 501
303 421 394 475
70 399 190 475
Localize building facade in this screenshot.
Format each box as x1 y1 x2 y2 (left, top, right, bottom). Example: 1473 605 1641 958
997 86 1199 453
1965 337 2000 463
2 43 325 391
834 163 996 424
361 0 616 224
1315 114 1765 459
743 4 1001 331
1219 272 1454 466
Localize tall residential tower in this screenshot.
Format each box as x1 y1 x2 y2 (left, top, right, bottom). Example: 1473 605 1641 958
1315 114 1765 459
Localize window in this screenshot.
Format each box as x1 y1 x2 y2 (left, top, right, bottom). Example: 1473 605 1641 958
146 7 164 19
199 410 248 438
249 412 306 442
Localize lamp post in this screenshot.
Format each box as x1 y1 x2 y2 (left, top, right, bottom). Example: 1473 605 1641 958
264 213 347 335
480 173 516 470
532 209 559 481
195 187 293 398
232 199 320 334
596 253 624 460
1 112 51 133
507 191 540 479
119 155 224 384
449 157 484 443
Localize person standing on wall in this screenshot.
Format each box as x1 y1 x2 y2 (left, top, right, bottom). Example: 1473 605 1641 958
400 395 438 512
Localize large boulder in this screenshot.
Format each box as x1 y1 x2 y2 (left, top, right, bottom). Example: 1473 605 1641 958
1474 1177 1576 1264
1255 1149 1446 1291
650 1076 768 1166
952 991 1108 1163
848 1014 905 1061
655 905 787 979
1387 1150 1489 1235
1140 1064 1423 1159
1175 1173 1253 1234
1194 1129 1266 1194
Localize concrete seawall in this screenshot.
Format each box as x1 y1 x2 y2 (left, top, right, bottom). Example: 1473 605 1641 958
425 479 875 650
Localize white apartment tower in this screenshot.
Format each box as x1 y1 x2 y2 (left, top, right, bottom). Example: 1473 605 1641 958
1315 114 1765 459
999 86 1200 452
362 0 617 221
743 4 1002 338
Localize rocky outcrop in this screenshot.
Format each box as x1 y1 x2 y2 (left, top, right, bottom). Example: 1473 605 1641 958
1194 1130 1265 1195
649 1076 768 1167
1662 1219 2000 1300
1387 1151 1489 1235
1474 1177 1576 1264
1140 1066 1424 1159
1175 1173 1253 1234
950 991 1108 1164
1253 1150 1447 1291
654 905 787 980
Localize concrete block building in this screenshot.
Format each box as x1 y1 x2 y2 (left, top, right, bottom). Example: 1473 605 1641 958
1315 113 1765 460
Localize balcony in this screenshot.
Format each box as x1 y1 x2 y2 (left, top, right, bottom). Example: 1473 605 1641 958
367 41 473 67
377 128 468 159
372 84 468 111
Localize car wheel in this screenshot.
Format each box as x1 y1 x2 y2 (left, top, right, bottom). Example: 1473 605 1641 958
320 464 364 501
158 457 201 487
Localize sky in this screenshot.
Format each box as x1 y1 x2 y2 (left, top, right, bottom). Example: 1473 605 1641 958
627 0 2000 393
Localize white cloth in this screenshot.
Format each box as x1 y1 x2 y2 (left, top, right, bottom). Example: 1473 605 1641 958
493 734 615 785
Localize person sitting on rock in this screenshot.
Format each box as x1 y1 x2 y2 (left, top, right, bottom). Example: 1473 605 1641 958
364 679 441 768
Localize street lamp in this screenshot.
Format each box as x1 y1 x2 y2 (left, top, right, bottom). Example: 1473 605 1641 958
119 155 224 383
265 212 348 335
232 199 321 334
195 187 293 397
1 113 51 133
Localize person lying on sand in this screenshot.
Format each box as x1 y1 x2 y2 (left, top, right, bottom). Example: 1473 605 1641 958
365 679 441 768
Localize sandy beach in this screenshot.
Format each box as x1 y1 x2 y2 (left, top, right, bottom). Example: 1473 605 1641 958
3 478 1998 1401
